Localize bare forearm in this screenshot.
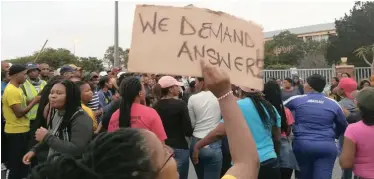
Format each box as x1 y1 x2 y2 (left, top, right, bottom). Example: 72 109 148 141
12 102 36 118
219 95 259 166
273 139 280 156
195 126 225 150
22 102 37 115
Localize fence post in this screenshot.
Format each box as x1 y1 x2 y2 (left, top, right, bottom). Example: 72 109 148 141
332 64 336 77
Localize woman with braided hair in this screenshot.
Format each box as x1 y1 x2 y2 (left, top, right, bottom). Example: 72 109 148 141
23 80 93 166
28 60 260 179
107 76 167 142
27 75 64 166
263 80 299 179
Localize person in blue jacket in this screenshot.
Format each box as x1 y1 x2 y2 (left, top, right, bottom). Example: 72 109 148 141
284 74 348 179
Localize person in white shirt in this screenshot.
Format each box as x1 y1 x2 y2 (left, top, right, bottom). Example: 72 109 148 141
188 77 222 179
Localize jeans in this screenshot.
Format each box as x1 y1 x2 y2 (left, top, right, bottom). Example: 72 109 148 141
279 137 299 170
293 140 337 179
173 148 190 179
339 135 353 179
190 136 222 179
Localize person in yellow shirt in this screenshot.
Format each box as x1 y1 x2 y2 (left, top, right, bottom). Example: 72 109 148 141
82 104 97 131
2 64 40 179
75 81 98 131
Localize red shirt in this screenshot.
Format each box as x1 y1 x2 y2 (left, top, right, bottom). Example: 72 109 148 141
108 103 167 141
281 107 295 137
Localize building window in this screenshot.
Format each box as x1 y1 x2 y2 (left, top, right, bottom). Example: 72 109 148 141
305 36 312 41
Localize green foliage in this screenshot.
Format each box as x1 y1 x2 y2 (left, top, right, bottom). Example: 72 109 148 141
354 44 374 74
77 57 105 72
266 64 293 70
265 31 328 69
298 40 329 68
4 48 104 72
103 46 130 68
265 31 304 67
5 56 34 65
35 48 78 68
300 40 329 56
326 1 374 66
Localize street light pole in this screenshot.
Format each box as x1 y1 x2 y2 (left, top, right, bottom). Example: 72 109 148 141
114 1 120 68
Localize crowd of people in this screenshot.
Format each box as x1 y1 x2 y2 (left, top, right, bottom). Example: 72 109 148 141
1 60 374 179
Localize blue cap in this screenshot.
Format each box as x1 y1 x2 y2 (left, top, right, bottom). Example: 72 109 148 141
26 62 40 72
60 65 75 75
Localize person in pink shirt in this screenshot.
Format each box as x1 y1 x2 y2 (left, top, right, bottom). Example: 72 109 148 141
340 87 374 179
108 76 167 142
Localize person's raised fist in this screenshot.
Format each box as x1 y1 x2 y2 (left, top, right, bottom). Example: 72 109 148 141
200 60 231 98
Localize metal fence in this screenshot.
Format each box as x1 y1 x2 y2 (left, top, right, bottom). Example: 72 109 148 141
263 67 371 82
354 67 372 81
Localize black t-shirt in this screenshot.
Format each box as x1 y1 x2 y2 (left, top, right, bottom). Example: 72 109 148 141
153 98 193 149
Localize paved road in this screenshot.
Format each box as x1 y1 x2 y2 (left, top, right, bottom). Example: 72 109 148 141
1 159 343 179
187 158 343 179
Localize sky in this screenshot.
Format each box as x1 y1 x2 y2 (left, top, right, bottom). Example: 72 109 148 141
1 0 355 60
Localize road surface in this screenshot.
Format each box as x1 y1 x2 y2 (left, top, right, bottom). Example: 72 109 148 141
187 158 343 179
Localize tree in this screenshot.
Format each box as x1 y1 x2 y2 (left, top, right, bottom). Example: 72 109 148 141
4 48 105 72
354 44 374 74
5 48 79 69
5 56 34 65
35 48 78 68
77 57 105 72
103 46 129 69
326 1 374 66
298 40 329 68
264 31 304 69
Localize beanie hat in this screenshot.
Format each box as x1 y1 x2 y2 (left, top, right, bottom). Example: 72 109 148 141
338 78 358 99
9 64 27 76
306 74 326 93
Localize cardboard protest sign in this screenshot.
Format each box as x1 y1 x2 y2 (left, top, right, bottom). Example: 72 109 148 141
128 5 264 90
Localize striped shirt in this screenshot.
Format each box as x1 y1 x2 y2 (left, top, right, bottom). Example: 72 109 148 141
87 91 100 111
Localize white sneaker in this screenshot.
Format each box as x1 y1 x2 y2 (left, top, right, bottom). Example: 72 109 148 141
1 163 7 171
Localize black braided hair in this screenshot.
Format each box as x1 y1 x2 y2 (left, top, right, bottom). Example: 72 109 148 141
263 80 288 134
35 76 64 129
56 80 82 129
117 73 131 86
244 92 277 131
29 129 156 179
119 77 143 128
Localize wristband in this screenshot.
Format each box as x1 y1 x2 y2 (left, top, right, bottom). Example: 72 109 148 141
217 90 233 101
